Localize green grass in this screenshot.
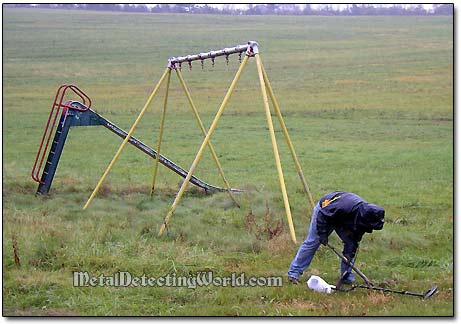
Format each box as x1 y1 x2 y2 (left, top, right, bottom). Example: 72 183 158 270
3 9 453 316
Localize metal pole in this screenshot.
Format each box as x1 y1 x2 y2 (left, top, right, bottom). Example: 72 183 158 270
150 69 171 196
255 53 297 244
260 63 316 210
175 69 240 208
83 67 170 210
158 55 249 237
326 243 373 286
168 43 250 67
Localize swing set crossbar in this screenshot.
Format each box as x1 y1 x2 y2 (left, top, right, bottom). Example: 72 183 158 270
167 41 259 68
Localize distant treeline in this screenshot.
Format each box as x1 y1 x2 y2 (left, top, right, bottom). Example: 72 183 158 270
3 3 454 16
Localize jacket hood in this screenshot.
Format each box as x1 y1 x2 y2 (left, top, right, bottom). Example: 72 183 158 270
357 203 385 232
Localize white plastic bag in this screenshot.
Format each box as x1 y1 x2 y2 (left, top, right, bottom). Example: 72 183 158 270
307 275 336 294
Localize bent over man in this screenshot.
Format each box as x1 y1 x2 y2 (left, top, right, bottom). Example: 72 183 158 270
287 191 385 284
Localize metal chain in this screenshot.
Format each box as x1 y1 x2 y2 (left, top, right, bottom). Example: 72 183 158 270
201 59 204 70
238 52 242 63
225 54 229 65
188 60 192 70
211 57 215 68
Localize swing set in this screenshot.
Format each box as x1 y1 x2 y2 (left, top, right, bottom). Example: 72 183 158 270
33 41 314 244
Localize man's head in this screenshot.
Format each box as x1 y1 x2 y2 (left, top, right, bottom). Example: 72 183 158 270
358 203 385 233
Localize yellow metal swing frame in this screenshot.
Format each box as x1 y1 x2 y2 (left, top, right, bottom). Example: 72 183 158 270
83 41 315 244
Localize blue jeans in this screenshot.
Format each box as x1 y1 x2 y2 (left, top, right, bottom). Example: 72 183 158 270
287 203 355 282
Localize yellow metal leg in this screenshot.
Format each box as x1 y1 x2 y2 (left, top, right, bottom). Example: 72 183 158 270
158 56 249 237
255 54 297 244
175 69 240 208
260 63 316 210
150 69 171 196
83 67 170 210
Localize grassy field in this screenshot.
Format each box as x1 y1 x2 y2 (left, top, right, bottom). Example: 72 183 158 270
2 9 453 316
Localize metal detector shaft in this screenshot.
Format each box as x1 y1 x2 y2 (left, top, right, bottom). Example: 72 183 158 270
332 284 438 299
356 284 437 298
325 243 373 286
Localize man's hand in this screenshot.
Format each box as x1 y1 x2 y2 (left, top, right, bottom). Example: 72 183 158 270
318 235 328 245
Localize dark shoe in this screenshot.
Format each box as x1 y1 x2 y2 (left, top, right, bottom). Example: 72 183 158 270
340 271 355 285
288 276 300 285
342 278 355 285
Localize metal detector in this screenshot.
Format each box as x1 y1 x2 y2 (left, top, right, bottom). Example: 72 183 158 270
321 243 438 299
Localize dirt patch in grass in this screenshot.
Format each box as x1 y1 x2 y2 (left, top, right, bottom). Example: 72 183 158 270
2 182 36 197
265 233 296 256
275 298 318 311
96 183 112 197
367 291 394 305
119 185 148 196
433 288 452 300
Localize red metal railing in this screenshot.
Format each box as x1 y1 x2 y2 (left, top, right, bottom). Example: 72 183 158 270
31 85 92 184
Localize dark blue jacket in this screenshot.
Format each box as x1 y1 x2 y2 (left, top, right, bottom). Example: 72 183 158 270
317 191 385 257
